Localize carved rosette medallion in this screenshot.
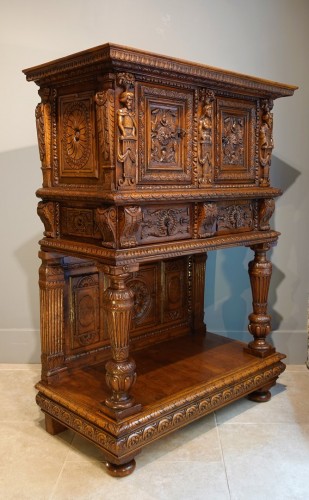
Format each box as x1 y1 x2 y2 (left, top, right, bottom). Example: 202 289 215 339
259 99 274 186
62 101 91 169
117 73 137 188
198 89 215 185
128 279 151 322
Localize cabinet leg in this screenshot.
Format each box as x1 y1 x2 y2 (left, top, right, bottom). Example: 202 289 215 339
105 459 136 477
100 265 141 419
245 244 275 358
247 380 277 403
45 414 67 435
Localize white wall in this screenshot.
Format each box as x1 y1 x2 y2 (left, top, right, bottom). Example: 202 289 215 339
0 0 308 363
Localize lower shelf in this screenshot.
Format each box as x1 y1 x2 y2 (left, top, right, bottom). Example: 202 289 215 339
36 332 286 476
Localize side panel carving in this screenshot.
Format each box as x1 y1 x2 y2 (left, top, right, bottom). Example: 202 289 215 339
35 88 52 187
126 264 159 331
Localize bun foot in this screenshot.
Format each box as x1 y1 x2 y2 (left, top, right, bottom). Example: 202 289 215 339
247 388 271 402
105 459 136 477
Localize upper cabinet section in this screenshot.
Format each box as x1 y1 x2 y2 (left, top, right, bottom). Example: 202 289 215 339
24 43 297 194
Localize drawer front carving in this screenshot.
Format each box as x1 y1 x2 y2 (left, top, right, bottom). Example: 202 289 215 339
198 200 254 237
60 207 101 240
138 84 193 185
215 98 257 184
58 92 98 181
140 205 191 244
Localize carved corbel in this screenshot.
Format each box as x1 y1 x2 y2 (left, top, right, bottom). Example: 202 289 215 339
119 206 142 248
197 203 218 237
35 88 52 187
37 201 57 238
259 199 275 230
116 73 137 188
198 89 215 186
95 206 117 248
259 99 274 187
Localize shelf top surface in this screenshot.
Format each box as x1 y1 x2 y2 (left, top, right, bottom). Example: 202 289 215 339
23 42 297 98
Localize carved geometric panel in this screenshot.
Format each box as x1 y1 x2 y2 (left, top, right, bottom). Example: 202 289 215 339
59 92 98 179
138 84 193 184
69 274 100 350
162 258 187 324
215 97 256 184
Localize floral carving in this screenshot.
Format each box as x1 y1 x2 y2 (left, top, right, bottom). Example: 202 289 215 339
259 99 274 186
35 88 52 187
95 89 115 164
217 203 253 232
62 101 91 169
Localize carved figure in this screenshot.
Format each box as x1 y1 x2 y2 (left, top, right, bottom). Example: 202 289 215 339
117 73 137 187
259 99 274 186
198 90 215 184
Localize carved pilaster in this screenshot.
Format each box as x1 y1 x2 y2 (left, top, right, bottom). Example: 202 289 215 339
100 265 141 419
245 244 275 357
39 251 66 382
35 88 52 187
192 254 207 334
117 73 137 188
259 199 275 231
198 89 215 186
259 99 274 187
95 89 115 189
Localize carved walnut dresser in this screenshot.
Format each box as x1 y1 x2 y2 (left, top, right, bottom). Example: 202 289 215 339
23 44 297 477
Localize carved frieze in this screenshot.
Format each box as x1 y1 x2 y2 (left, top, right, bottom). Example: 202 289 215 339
35 88 52 187
117 73 137 188
141 206 190 243
198 89 215 185
259 99 274 187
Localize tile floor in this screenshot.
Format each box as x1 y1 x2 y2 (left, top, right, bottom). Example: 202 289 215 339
0 363 308 500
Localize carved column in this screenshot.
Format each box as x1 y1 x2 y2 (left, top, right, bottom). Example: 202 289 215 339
100 265 141 419
38 251 66 382
245 244 275 357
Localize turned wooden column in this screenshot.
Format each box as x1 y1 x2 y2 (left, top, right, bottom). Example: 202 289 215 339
38 251 66 383
245 243 275 358
100 265 141 420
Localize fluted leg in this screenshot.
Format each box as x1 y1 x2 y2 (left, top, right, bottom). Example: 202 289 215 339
245 244 275 358
100 265 141 420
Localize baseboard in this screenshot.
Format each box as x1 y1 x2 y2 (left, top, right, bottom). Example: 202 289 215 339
0 328 307 365
0 329 40 363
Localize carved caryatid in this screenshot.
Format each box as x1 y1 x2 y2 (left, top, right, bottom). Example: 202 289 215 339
259 199 275 230
35 88 52 187
117 73 137 187
198 89 215 185
95 89 115 164
259 99 274 186
95 206 117 248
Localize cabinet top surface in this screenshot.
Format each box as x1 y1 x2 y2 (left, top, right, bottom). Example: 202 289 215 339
23 42 297 98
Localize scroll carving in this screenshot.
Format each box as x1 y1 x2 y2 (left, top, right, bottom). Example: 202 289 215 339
95 207 117 248
198 89 215 185
95 89 115 164
259 99 274 186
37 201 57 238
35 88 52 187
259 199 275 231
117 73 137 187
119 206 142 248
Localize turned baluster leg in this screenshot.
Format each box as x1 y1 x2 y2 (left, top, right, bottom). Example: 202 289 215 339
100 265 141 420
245 243 275 358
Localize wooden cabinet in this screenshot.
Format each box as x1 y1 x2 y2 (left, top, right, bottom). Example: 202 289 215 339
23 44 297 477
